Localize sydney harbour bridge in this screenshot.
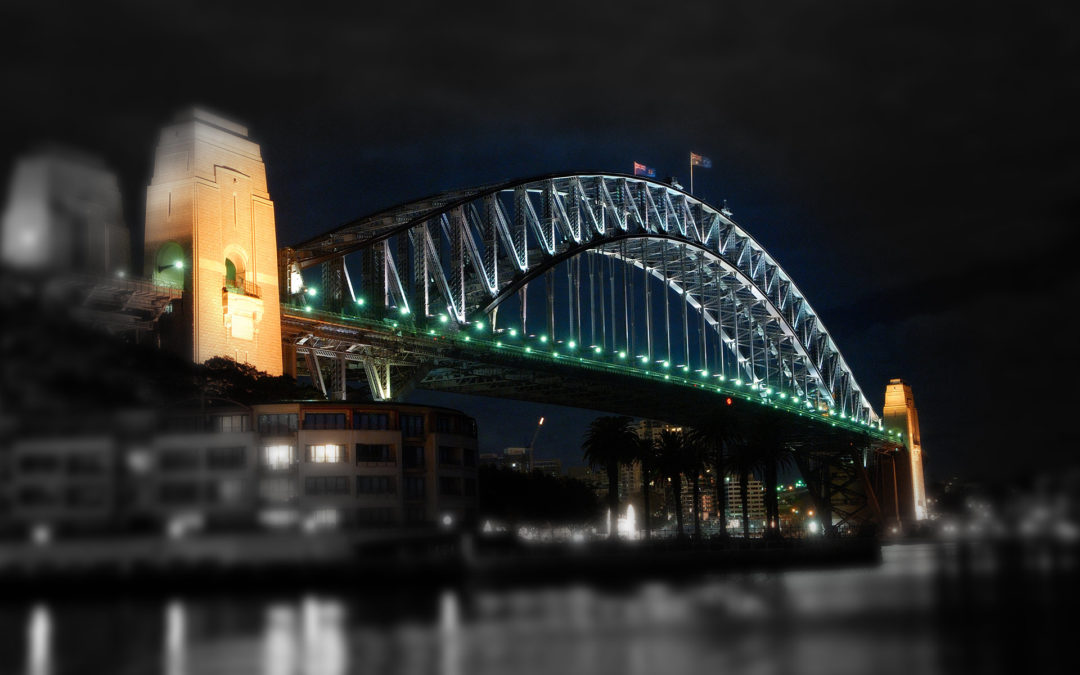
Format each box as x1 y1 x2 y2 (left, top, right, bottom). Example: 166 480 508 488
281 173 885 433
276 173 911 531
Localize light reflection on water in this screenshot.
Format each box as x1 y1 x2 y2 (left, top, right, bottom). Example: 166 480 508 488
2 543 1072 675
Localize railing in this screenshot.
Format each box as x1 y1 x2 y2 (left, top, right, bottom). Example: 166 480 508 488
222 276 260 298
282 305 897 443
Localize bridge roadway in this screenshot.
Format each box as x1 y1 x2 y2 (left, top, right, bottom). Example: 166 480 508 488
281 303 894 447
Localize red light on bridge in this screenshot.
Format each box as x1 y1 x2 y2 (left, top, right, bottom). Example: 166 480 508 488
725 397 733 406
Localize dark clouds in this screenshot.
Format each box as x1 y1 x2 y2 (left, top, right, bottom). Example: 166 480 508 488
3 0 1078 481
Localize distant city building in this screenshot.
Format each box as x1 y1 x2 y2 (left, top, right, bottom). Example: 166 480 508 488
531 458 563 477
725 476 766 534
1 401 478 536
478 448 562 477
0 145 130 276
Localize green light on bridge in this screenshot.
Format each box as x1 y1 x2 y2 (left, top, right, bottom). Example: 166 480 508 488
619 352 627 359
593 346 602 354
356 297 365 306
307 287 317 297
399 307 410 316
539 335 548 343
475 321 485 330
303 305 312 312
568 341 576 349
439 314 448 324
509 328 518 337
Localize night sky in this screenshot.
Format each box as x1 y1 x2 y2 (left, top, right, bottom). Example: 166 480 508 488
3 0 1077 484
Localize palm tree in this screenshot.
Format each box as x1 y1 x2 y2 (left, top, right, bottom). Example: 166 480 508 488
581 415 637 538
655 428 692 541
744 417 794 539
632 431 661 541
684 433 707 542
726 437 762 539
688 409 738 540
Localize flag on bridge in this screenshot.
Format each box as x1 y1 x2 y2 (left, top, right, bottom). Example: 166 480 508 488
633 162 656 177
690 152 712 168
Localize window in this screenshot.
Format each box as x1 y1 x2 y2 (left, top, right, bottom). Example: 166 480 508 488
405 505 427 524
159 482 200 504
206 446 245 470
463 449 477 467
306 445 346 463
356 507 396 525
304 476 350 495
207 478 245 504
464 478 477 497
213 414 248 433
302 413 346 430
81 486 120 510
355 444 394 462
438 446 460 466
260 477 296 502
434 415 476 437
355 476 396 495
66 454 105 475
263 445 294 469
258 413 298 435
439 477 462 496
17 486 57 507
353 413 389 430
401 414 424 437
310 508 339 528
19 455 60 474
159 448 199 471
403 445 425 468
404 476 425 500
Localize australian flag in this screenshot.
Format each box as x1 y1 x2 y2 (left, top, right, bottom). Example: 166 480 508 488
690 152 712 168
633 162 656 177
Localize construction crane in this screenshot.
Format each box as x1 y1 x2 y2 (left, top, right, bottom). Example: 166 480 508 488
527 416 544 472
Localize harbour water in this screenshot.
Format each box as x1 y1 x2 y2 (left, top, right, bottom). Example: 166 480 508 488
0 541 1072 675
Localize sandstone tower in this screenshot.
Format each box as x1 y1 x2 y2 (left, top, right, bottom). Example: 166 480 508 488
883 378 927 521
143 108 282 375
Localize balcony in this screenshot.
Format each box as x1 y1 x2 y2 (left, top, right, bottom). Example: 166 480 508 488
222 276 260 298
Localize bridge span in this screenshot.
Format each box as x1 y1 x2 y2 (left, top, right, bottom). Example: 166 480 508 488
133 110 920 531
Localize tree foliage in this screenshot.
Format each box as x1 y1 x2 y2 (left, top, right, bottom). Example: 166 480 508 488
477 466 601 526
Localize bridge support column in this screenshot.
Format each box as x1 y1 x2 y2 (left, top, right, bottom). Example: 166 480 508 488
323 257 345 313
362 358 392 401
283 342 297 379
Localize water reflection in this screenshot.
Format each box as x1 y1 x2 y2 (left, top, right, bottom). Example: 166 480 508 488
26 604 50 675
2 542 1074 675
164 600 185 675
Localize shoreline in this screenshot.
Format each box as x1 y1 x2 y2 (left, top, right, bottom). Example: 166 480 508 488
0 532 883 597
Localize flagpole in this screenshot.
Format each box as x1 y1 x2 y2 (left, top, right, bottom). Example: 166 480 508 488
690 153 694 195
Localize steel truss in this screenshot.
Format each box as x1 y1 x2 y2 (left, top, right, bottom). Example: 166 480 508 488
281 173 880 425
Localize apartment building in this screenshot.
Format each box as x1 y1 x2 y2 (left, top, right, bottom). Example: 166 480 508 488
2 400 478 537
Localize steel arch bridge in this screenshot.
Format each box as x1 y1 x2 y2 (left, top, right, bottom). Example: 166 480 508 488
279 173 894 439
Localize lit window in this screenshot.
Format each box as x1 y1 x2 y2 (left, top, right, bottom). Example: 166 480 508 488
264 445 293 469
307 444 345 463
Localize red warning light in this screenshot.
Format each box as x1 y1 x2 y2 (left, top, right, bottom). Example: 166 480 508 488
725 397 733 405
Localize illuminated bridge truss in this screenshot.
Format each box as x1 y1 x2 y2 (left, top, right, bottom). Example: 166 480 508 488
281 173 884 431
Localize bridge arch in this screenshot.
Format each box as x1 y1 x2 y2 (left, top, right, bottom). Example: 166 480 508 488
283 173 879 425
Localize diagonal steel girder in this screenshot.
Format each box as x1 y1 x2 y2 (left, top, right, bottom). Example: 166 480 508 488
282 174 883 426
